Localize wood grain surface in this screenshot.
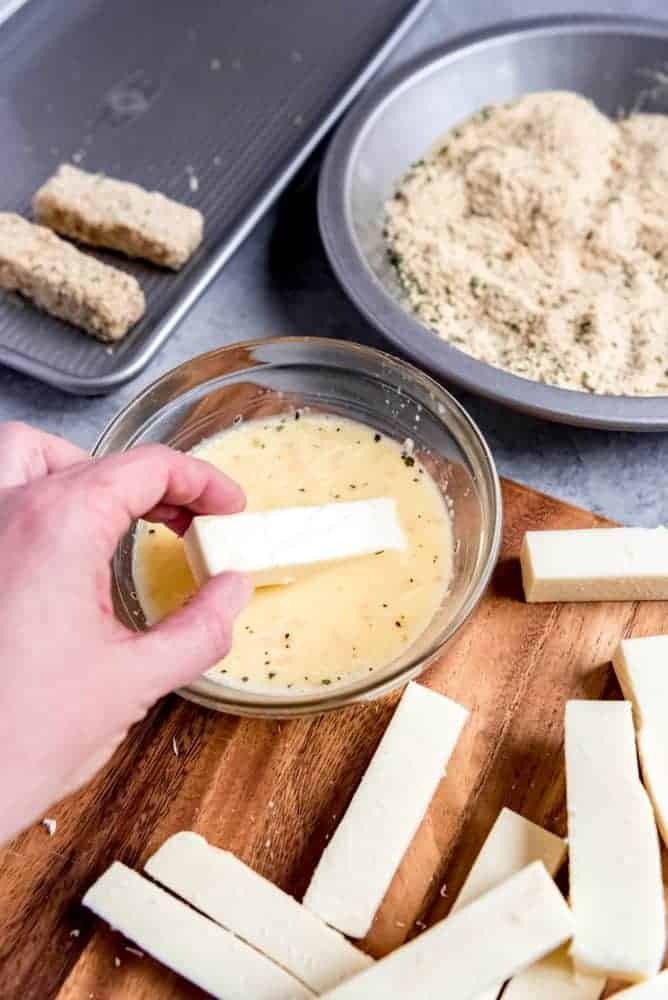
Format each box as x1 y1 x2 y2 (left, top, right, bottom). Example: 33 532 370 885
1 479 666 999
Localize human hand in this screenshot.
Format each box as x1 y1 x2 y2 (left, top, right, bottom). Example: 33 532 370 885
0 422 250 845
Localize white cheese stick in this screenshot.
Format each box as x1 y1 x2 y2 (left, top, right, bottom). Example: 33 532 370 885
318 862 573 1000
83 862 314 1000
451 807 566 914
521 527 668 602
449 807 567 1000
503 945 606 1000
145 832 372 993
565 701 665 982
184 498 406 588
613 635 668 847
303 682 468 938
614 971 668 997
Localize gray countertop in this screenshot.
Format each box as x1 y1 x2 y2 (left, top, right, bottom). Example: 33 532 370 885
1 0 666 525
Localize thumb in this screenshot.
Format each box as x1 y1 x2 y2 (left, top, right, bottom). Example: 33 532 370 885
131 572 252 697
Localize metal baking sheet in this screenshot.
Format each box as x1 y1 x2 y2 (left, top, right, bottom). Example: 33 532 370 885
0 0 430 394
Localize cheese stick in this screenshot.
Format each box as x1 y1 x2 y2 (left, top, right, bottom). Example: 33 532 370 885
83 862 314 1000
613 635 668 846
449 807 567 1000
503 945 605 1000
184 498 406 588
145 832 372 993
451 808 566 914
33 164 203 269
565 701 665 982
0 212 144 341
521 527 668 602
303 682 468 938
318 862 573 1000
613 971 668 997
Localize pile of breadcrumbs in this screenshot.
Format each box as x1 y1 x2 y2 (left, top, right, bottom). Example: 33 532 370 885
384 91 668 396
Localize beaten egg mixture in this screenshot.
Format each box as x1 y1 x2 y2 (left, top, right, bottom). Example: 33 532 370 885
133 413 453 692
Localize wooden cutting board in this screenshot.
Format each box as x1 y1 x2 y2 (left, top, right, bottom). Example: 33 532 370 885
1 479 666 999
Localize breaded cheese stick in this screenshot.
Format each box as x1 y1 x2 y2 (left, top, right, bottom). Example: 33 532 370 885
34 164 203 269
0 213 144 341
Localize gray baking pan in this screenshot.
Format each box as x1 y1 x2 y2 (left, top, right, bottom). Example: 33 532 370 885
318 15 668 431
0 0 430 395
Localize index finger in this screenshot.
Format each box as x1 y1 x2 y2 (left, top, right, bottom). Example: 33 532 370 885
80 444 245 547
0 422 88 489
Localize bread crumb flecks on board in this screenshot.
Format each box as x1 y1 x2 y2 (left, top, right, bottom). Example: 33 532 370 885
385 91 668 396
42 817 57 836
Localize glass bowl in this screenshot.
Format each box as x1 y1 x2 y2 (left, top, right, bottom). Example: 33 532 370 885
94 337 502 717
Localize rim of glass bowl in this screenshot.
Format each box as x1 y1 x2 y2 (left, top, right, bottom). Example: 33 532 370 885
94 337 503 717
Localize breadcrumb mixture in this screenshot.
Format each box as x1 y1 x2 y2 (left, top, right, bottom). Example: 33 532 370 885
384 91 668 395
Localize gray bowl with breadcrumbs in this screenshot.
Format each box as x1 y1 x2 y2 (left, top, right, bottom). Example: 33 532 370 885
319 15 668 430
